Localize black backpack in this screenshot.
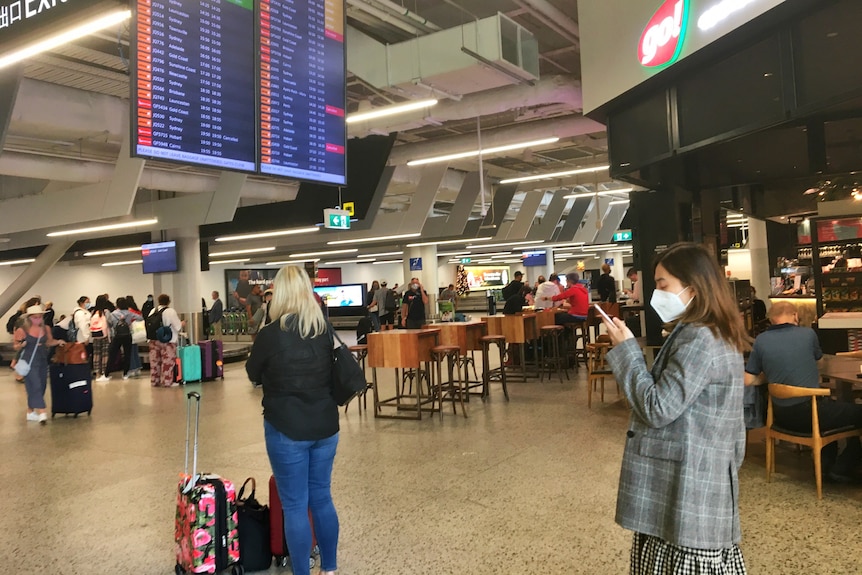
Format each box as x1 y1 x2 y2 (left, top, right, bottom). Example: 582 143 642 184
145 308 171 342
6 310 21 334
114 314 131 338
384 289 397 312
356 317 373 344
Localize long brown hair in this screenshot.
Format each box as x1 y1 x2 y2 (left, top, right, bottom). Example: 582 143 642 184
654 243 750 353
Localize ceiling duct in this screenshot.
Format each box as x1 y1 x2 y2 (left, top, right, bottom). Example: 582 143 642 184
347 13 540 102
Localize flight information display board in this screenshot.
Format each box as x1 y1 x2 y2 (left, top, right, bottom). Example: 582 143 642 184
259 0 347 184
133 0 256 171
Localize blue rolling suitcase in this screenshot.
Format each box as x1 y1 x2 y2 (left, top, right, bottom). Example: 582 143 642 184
175 337 202 384
50 363 92 418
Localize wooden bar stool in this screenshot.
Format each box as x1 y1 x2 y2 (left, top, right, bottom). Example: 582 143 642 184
347 344 371 412
563 321 590 370
430 345 466 419
539 325 567 383
480 335 509 401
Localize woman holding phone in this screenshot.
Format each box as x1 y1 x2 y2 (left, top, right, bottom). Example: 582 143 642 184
600 243 749 574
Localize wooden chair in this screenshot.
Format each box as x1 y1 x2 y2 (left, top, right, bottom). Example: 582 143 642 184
585 342 618 408
765 383 862 499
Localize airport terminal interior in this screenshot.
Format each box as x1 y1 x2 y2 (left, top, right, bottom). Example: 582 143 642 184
3 0 862 573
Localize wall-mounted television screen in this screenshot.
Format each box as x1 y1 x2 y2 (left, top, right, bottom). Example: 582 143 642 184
313 283 367 316
522 251 547 267
142 241 178 274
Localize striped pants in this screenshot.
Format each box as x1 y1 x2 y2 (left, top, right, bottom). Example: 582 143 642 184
149 341 177 387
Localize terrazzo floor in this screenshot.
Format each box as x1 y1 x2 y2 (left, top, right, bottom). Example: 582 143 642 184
3 337 862 575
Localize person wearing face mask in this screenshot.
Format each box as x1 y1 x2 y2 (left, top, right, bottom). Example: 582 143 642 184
599 243 750 575
401 278 429 330
73 296 93 344
13 305 66 423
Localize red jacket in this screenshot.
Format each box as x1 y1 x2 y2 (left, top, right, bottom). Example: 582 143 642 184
553 284 590 318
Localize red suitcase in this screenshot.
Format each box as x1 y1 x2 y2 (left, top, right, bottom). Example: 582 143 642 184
199 340 224 381
268 475 319 569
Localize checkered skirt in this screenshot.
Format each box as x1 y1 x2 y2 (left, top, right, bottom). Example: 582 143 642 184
631 533 747 575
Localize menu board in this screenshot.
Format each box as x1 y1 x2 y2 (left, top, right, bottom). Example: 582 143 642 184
258 0 347 184
133 0 256 171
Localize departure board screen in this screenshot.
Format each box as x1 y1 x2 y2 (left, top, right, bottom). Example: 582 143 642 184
133 0 256 171
259 0 347 185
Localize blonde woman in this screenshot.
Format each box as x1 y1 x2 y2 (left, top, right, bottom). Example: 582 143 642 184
246 265 339 575
13 305 65 423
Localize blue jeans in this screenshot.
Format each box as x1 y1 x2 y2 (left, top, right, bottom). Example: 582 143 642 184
265 420 339 574
129 343 142 371
369 311 380 332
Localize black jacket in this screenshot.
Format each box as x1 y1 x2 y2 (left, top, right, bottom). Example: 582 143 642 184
501 280 524 300
597 273 617 303
246 319 339 441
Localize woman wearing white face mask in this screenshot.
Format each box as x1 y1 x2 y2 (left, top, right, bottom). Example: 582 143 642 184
600 243 750 575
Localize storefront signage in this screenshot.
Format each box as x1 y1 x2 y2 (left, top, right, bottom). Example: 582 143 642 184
579 0 788 112
639 0 688 68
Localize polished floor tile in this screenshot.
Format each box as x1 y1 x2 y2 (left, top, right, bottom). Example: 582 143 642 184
3 345 862 574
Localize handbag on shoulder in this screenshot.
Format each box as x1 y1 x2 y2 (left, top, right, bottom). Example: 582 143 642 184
328 323 368 406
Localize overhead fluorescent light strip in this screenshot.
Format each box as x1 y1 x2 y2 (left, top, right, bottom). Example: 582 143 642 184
209 258 251 265
0 9 132 70
499 165 610 185
407 138 560 167
214 227 319 242
209 247 276 257
581 244 619 251
360 251 404 258
465 240 545 249
324 259 376 265
406 237 493 247
372 259 404 265
327 233 421 246
290 249 357 258
266 259 320 266
47 218 158 237
346 99 438 124
564 188 634 200
101 259 142 267
83 246 142 257
609 200 631 206
0 258 35 266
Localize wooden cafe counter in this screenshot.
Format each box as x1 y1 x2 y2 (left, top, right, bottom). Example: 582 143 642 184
367 328 440 420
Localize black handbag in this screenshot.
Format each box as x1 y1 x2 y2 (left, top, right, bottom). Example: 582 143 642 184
328 324 368 406
236 478 272 572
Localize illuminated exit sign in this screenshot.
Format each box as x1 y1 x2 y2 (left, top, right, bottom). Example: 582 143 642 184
324 208 350 230
613 230 633 242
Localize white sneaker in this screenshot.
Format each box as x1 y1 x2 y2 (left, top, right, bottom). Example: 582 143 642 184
26 412 39 422
38 412 47 423
122 375 130 380
96 375 111 382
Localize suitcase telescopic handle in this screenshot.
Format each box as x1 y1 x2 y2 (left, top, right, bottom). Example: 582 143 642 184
183 392 201 493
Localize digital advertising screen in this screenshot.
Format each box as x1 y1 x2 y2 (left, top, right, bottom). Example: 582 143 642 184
258 0 347 184
224 268 278 309
464 267 510 290
313 284 366 308
133 0 257 171
141 241 178 274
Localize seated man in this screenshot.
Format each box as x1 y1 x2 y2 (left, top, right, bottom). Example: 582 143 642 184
745 301 862 482
550 272 589 325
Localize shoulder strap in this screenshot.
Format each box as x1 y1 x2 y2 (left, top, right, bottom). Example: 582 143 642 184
327 320 346 347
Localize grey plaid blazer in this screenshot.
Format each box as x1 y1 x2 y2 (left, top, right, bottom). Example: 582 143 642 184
607 323 745 549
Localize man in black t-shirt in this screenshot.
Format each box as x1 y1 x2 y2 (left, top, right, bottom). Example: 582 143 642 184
401 277 429 329
501 271 525 300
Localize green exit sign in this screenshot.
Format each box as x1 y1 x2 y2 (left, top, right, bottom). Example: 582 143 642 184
460 258 472 264
613 230 633 242
324 208 351 230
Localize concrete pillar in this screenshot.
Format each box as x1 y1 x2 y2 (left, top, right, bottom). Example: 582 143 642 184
152 228 203 342
0 240 74 317
748 218 771 310
404 245 438 315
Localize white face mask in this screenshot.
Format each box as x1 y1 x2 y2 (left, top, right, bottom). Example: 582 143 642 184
411 283 419 290
650 286 692 323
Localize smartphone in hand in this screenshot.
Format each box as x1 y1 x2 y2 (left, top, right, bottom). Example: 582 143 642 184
594 303 613 323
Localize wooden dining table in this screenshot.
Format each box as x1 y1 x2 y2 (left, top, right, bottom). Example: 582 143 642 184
819 354 862 401
367 329 440 420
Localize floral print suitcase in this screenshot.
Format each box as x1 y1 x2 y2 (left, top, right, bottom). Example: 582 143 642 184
174 392 243 575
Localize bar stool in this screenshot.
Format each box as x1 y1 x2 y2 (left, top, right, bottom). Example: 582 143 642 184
480 335 509 401
430 345 466 419
347 344 371 412
539 325 568 383
563 320 590 370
